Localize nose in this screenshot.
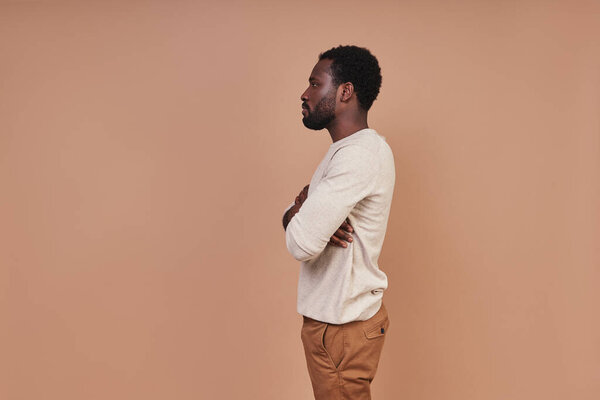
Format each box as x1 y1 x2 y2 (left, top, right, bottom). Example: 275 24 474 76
300 87 309 102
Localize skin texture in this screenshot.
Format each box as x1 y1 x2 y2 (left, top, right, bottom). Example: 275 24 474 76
301 83 337 130
284 58 373 247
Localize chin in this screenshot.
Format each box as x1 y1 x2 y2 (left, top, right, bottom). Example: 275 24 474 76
302 118 325 131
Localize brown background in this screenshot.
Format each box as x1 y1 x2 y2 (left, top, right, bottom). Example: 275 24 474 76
1 1 599 399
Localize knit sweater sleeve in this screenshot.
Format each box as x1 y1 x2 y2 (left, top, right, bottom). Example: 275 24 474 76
285 144 379 261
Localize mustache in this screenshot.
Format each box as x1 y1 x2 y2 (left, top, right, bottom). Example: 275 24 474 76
302 103 309 110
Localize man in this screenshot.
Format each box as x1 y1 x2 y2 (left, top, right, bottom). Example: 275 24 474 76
282 45 395 399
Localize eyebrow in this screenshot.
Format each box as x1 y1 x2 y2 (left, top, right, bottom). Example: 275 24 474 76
309 76 319 83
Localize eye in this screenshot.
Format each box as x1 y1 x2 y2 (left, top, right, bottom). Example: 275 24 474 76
311 83 318 87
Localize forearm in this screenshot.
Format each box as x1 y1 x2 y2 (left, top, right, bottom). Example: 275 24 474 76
285 198 347 261
286 215 322 261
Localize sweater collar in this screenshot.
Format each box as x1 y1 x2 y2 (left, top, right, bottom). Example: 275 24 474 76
330 128 375 148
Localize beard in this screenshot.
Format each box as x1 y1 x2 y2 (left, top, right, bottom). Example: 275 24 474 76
302 89 336 130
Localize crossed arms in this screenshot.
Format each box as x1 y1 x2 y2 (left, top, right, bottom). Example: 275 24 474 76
282 144 378 261
283 184 354 248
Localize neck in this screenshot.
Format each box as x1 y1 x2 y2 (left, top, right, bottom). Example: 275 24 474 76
327 114 369 143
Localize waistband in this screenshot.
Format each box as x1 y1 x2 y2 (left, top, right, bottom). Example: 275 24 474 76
302 302 387 327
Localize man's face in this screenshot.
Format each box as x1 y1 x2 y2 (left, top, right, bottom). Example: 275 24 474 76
301 59 338 130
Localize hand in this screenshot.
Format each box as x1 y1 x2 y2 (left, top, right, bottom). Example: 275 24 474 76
289 184 310 219
289 184 310 220
295 184 309 206
283 184 310 230
329 218 354 248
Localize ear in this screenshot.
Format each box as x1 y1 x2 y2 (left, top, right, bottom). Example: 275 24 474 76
339 82 354 102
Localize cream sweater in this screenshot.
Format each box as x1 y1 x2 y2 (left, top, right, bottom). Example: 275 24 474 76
284 128 395 324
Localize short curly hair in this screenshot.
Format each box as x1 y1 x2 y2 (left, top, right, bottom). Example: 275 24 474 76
319 45 382 111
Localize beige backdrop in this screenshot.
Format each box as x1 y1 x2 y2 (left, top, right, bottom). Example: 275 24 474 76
1 1 599 399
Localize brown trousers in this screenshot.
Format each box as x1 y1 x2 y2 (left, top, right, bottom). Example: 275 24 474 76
300 303 390 400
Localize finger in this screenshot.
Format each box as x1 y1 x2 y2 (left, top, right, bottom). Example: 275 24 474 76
329 235 348 248
340 221 353 233
329 238 347 248
329 236 344 247
333 228 352 243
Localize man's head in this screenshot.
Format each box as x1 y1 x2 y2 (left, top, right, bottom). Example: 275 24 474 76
301 45 382 131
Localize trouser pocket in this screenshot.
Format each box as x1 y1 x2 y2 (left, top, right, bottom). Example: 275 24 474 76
363 315 390 340
322 323 344 369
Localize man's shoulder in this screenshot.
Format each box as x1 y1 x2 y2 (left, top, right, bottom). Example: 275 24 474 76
333 130 392 161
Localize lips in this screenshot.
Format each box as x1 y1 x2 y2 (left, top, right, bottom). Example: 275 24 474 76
302 104 309 116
